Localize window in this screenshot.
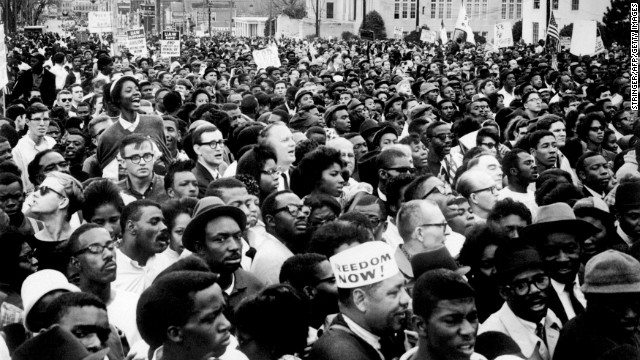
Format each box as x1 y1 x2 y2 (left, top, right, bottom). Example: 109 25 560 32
533 0 539 9
447 31 452 39
466 2 471 16
430 0 436 18
410 1 416 18
532 22 539 42
438 0 444 18
474 2 479 17
516 0 522 18
501 0 506 19
508 0 514 18
552 0 558 10
395 1 400 18
326 2 333 18
403 0 408 18
482 0 487 17
571 0 579 10
446 0 452 18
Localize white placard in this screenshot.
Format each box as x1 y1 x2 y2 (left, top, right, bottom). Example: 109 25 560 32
88 12 112 33
494 21 513 49
252 45 281 70
126 27 147 58
161 31 180 58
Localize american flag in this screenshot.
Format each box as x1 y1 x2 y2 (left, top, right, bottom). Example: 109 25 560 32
547 12 559 40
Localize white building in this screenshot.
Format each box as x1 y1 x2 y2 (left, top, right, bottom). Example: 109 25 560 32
296 0 525 42
521 0 609 44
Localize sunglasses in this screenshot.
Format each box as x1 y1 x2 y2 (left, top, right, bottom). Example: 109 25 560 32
38 186 65 198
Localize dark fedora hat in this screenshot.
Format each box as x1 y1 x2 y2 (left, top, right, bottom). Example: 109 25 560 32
494 242 544 284
520 202 598 241
615 180 640 208
182 196 247 252
411 245 470 280
13 325 111 360
371 126 398 149
359 119 383 139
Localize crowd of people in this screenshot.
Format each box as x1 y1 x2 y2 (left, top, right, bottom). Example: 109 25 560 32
0 28 637 360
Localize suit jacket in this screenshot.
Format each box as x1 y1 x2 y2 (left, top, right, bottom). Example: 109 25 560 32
309 313 383 360
480 303 562 360
12 69 56 107
228 268 265 313
193 161 216 198
544 285 584 326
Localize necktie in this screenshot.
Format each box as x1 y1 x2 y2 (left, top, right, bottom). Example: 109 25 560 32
282 172 290 190
566 283 585 315
443 156 457 186
535 322 547 347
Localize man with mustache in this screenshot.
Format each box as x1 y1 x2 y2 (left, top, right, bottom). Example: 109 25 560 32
554 250 640 360
498 148 539 217
251 190 309 285
310 242 410 360
480 242 562 360
183 196 264 316
68 223 142 349
522 203 598 326
114 199 169 295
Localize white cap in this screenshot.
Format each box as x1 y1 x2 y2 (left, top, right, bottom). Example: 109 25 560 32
21 270 80 331
330 242 400 288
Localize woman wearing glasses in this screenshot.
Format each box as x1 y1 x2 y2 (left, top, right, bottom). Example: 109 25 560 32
97 76 171 181
576 112 617 164
237 146 280 202
24 171 84 274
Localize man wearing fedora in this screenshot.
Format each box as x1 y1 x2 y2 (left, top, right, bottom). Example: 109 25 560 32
480 242 562 360
182 196 264 314
553 250 640 360
613 180 640 248
521 202 597 325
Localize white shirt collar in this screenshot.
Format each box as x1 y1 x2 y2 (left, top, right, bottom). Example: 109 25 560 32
617 223 634 246
342 314 382 353
377 188 387 202
119 113 140 132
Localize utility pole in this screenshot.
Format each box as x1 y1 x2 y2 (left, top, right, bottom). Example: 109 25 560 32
268 0 272 37
208 0 211 36
315 0 319 37
228 0 232 34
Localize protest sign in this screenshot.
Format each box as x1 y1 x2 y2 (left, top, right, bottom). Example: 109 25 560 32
420 29 437 43
570 20 602 56
126 27 147 58
252 45 281 70
88 12 112 33
493 22 513 49
161 31 180 58
360 30 374 41
560 36 571 50
394 26 403 39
